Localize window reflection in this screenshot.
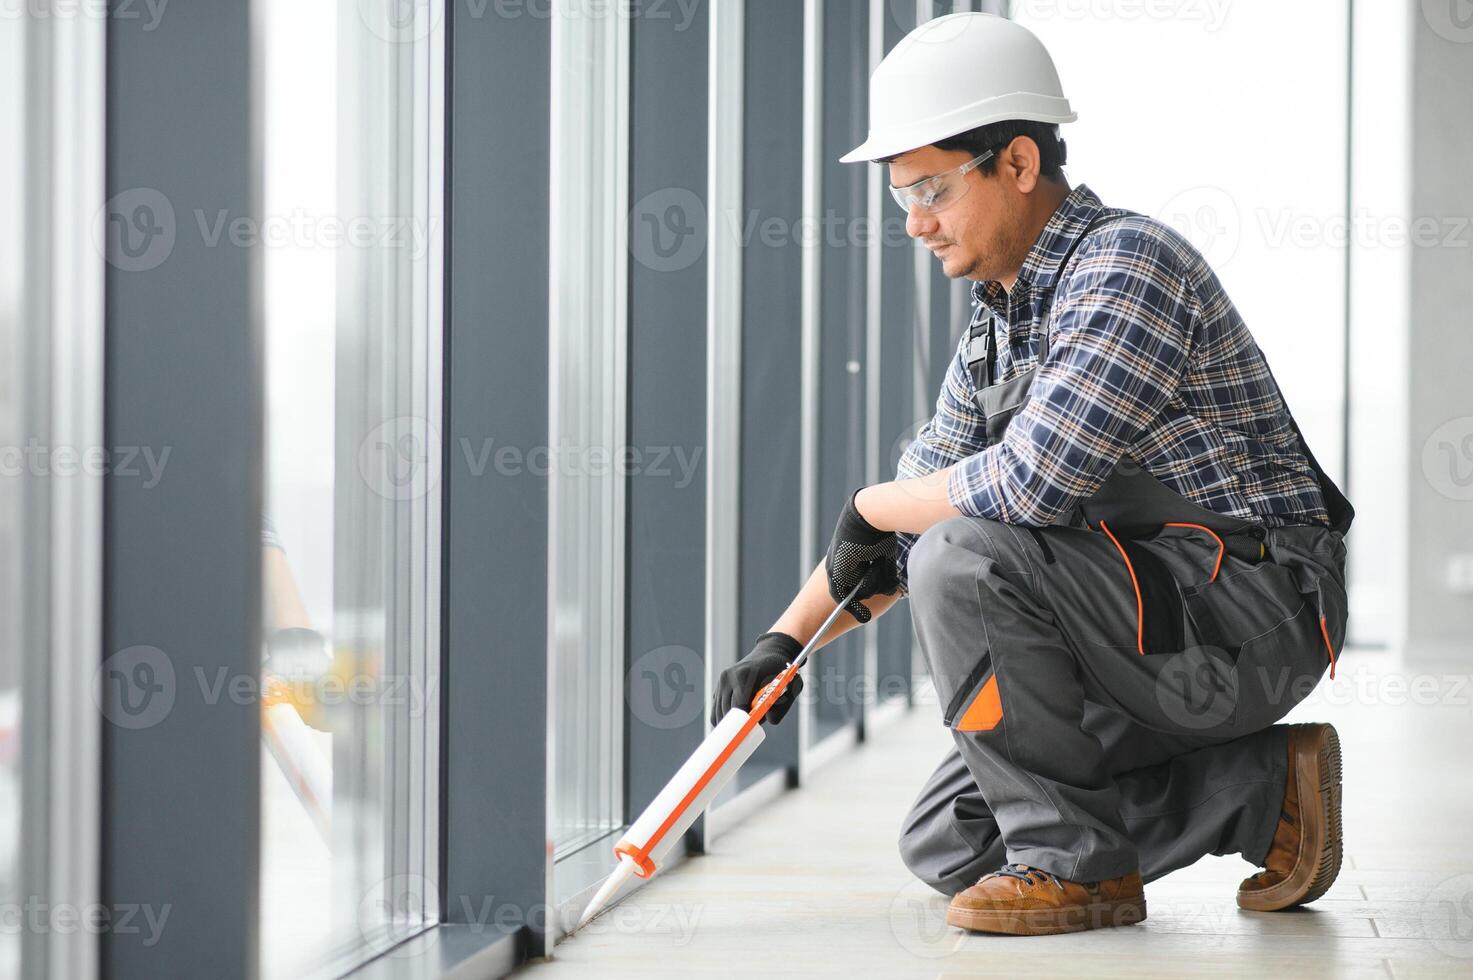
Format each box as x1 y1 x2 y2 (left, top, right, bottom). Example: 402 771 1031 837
257 0 443 975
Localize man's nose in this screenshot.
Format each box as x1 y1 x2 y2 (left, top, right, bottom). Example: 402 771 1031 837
906 206 937 239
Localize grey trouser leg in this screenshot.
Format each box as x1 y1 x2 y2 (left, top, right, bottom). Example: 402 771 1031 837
899 708 1288 895
900 516 1338 886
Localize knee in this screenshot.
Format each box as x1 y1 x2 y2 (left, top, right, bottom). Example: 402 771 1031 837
897 825 961 897
909 516 1026 601
908 516 984 600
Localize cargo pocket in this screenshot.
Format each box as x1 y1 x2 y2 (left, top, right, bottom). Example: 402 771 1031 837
1097 521 1189 657
943 651 1003 733
1267 528 1350 680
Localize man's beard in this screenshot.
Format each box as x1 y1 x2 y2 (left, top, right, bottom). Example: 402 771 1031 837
946 199 1029 283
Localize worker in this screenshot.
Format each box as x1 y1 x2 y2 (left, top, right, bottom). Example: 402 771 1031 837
712 12 1353 937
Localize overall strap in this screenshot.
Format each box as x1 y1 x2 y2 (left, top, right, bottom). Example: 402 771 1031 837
1253 356 1356 535
965 211 1127 390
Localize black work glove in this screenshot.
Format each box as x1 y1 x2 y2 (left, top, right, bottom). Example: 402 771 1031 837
711 631 805 727
825 488 900 624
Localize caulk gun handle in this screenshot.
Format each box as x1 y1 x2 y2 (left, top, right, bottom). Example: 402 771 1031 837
750 669 791 712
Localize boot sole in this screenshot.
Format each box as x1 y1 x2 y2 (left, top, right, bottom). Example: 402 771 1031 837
946 897 1147 936
1237 723 1342 912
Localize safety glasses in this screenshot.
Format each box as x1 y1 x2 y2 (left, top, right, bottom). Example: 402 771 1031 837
888 149 994 215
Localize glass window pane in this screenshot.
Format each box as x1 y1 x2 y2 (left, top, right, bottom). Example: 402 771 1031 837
548 4 627 865
256 1 443 976
0 17 25 979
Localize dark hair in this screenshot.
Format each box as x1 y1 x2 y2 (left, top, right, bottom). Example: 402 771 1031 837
878 119 1068 180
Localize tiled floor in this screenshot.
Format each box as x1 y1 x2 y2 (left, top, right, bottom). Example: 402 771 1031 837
520 648 1473 977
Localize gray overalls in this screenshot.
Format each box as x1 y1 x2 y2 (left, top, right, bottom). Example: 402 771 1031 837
898 216 1354 891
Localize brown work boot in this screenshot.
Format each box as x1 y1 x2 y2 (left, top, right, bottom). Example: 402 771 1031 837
1237 723 1343 911
946 863 1147 936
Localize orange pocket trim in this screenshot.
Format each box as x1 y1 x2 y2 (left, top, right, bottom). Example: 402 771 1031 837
955 675 1003 732
1318 614 1337 681
1163 521 1226 582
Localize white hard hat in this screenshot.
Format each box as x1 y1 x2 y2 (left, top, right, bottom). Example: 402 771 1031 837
840 12 1076 164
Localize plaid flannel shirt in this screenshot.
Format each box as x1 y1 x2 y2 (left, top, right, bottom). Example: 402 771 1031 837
893 184 1330 594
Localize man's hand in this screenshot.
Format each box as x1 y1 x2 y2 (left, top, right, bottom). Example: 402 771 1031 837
824 489 900 623
711 631 805 726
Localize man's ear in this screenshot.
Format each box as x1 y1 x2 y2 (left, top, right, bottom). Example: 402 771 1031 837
1001 136 1041 194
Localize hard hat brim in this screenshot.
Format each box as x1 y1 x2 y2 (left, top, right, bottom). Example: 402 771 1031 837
839 95 1077 164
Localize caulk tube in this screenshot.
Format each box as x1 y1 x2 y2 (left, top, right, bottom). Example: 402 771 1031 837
580 578 867 929
611 707 766 878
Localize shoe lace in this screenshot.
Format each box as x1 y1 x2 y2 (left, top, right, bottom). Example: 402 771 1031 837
991 862 1064 890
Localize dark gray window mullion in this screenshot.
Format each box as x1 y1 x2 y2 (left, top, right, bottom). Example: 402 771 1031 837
625 0 711 844
101 4 260 979
812 0 869 746
443 2 553 960
736 0 806 786
874 0 918 712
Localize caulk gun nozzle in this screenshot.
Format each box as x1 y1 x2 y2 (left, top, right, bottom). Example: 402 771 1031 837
574 854 639 933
